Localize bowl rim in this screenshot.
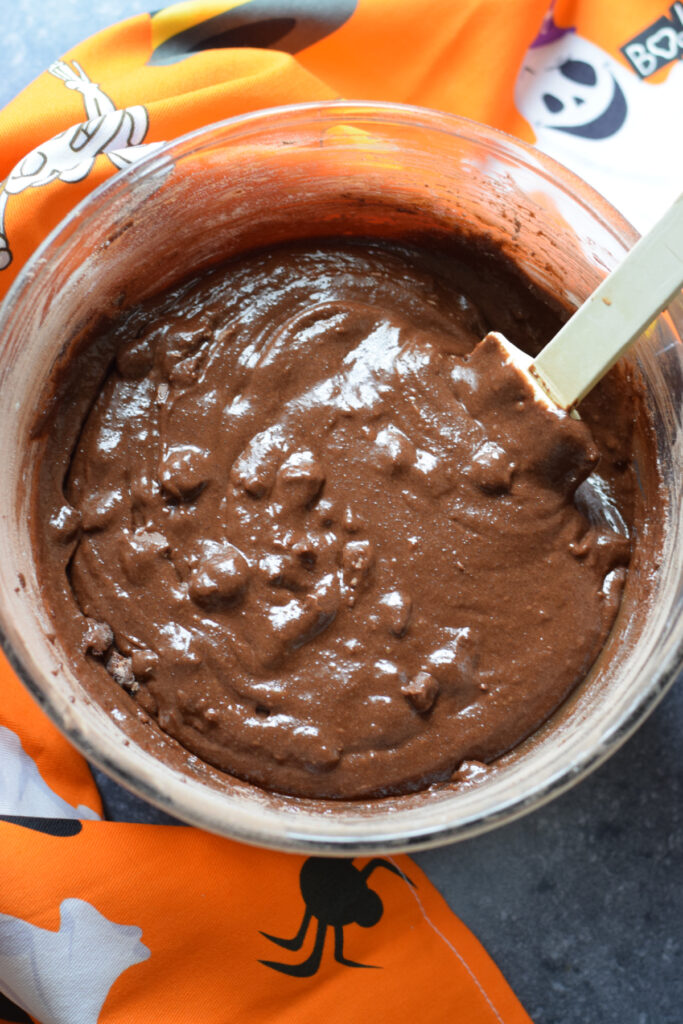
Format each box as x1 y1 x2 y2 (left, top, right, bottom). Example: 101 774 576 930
0 98 680 853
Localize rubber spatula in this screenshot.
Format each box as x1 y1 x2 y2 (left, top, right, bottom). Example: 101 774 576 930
483 191 683 412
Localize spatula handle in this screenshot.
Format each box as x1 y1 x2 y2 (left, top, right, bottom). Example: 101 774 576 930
531 192 683 410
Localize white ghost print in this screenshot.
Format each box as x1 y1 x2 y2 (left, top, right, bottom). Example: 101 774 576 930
0 725 99 819
515 8 683 230
0 898 150 1024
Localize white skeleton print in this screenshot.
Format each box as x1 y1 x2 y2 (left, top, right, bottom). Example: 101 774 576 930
0 60 163 270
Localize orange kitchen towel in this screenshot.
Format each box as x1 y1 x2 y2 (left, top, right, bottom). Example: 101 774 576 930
0 637 532 1024
1 2 682 1022
0 814 528 1024
1 0 681 302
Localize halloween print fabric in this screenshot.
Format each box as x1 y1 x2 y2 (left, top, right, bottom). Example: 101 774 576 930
0 1 680 1020
0 656 531 1024
0 0 680 301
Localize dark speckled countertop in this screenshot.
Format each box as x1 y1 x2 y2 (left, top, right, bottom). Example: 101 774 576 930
2 4 682 1021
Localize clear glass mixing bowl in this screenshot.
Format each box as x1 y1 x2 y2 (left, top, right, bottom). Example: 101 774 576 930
0 101 680 853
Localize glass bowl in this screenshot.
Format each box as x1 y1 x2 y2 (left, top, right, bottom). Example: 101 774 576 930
0 101 680 853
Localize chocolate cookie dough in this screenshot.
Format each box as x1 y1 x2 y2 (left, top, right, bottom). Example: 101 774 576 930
35 239 641 798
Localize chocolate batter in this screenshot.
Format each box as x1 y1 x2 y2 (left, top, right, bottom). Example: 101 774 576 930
35 239 640 799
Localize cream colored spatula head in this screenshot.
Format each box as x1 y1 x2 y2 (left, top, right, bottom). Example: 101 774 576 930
484 190 683 412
